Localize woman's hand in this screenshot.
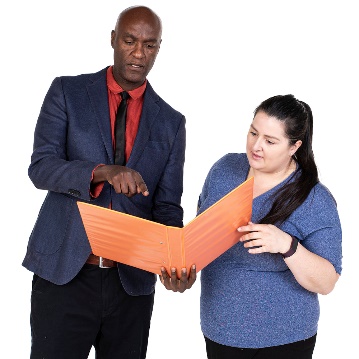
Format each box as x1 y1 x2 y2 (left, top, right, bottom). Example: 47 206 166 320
160 265 196 293
238 222 339 294
237 221 292 255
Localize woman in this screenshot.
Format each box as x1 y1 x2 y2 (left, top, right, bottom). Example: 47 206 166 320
197 94 342 359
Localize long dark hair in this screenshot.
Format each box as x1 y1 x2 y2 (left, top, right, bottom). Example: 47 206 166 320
254 94 319 225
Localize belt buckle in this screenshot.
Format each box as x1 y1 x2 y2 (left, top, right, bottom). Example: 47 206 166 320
99 257 110 269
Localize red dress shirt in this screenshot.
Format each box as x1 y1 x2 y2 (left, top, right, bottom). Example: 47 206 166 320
90 66 146 198
106 65 146 162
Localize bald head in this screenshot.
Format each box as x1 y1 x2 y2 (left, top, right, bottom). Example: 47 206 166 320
115 6 162 38
111 5 163 90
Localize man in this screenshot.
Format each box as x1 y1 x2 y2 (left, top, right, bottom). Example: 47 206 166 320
23 6 195 359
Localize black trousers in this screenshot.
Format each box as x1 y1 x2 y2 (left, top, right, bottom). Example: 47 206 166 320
205 334 316 359
30 264 154 359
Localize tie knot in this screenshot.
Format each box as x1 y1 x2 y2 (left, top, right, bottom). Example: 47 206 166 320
120 91 129 101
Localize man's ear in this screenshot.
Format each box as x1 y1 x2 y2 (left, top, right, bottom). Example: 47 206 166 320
111 30 115 48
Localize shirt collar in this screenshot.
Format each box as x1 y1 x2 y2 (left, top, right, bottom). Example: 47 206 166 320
106 65 147 100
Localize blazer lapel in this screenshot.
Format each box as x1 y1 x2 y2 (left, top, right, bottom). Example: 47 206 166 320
87 68 114 163
127 83 159 166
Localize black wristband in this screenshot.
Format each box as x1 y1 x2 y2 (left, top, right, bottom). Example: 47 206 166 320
281 235 298 258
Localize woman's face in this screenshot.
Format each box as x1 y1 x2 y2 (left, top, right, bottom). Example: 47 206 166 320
246 110 299 174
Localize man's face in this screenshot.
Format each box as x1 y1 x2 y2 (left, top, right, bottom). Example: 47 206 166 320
111 15 162 90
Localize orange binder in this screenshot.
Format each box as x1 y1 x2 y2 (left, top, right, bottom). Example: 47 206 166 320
77 177 253 276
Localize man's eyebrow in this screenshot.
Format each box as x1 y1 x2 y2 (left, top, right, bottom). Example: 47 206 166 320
122 33 159 43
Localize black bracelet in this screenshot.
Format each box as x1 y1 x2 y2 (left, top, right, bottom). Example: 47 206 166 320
281 235 299 258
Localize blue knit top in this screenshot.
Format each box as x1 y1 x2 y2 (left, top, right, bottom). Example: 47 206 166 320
197 153 342 348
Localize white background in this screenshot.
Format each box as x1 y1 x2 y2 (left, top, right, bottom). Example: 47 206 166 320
1 0 357 358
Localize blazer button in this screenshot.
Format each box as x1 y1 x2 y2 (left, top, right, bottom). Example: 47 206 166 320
68 189 81 197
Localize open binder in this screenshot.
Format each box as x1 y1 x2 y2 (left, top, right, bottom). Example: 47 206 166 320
77 177 253 276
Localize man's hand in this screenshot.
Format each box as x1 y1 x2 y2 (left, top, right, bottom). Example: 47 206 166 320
93 165 149 197
160 265 196 293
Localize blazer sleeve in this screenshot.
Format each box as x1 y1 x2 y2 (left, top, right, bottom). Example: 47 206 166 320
28 77 102 201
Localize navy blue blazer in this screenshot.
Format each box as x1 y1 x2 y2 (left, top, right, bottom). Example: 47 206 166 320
23 67 186 295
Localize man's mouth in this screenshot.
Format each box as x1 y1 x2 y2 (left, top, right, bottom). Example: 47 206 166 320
129 63 144 69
